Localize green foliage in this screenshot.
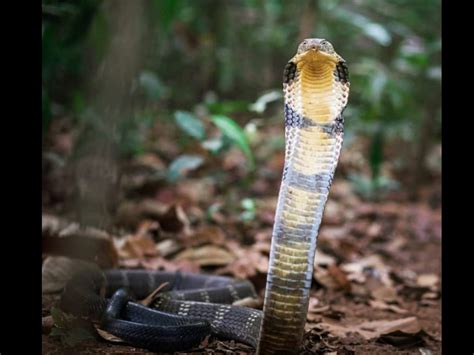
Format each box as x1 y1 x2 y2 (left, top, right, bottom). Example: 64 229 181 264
42 0 440 187
211 115 255 170
167 155 204 182
240 198 256 221
174 111 206 140
207 100 251 116
42 0 101 131
348 173 399 201
139 71 169 101
369 127 384 180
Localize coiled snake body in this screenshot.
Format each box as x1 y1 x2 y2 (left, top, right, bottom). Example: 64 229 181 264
60 39 349 354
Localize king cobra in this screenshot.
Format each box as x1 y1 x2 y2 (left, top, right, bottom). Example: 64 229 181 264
59 38 349 354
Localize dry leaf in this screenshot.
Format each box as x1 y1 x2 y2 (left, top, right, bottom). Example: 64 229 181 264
314 267 339 289
308 297 343 322
216 248 268 279
416 274 439 289
319 226 347 240
314 250 336 267
323 200 344 225
116 234 157 259
115 199 168 230
253 240 271 254
386 235 407 254
174 245 235 266
176 179 215 204
155 239 181 257
421 292 439 300
96 327 125 343
342 255 393 287
133 153 166 171
120 256 200 273
371 285 398 303
42 315 54 334
136 220 161 239
327 264 351 292
185 226 226 247
320 316 422 340
232 297 262 308
158 204 190 233
369 300 409 314
367 223 382 238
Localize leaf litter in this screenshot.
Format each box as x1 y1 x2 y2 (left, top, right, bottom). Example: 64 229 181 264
42 117 441 354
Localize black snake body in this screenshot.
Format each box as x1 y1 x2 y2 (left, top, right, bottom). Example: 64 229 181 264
60 269 263 351
60 38 349 354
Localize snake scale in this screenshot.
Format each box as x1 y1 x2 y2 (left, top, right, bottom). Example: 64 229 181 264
60 38 349 354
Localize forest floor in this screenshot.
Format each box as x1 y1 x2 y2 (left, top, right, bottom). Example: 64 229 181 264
42 116 441 354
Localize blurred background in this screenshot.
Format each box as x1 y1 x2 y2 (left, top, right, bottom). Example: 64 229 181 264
42 0 441 353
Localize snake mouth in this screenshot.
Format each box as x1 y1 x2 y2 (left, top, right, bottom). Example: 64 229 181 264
295 49 338 66
293 44 339 66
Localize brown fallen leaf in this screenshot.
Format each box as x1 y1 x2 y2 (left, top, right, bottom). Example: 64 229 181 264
115 199 168 230
96 327 125 343
371 285 399 303
176 179 215 204
133 153 166 171
135 220 161 240
158 204 190 233
396 271 440 300
323 200 344 225
116 234 158 260
369 300 409 314
155 239 181 257
174 245 235 266
308 298 345 322
342 255 393 287
421 291 439 300
385 235 407 254
232 297 262 308
319 226 347 240
42 315 54 334
120 256 200 273
320 316 422 341
367 222 383 238
416 274 439 289
184 225 226 247
314 250 336 267
314 267 339 290
216 248 268 279
139 282 170 307
327 264 351 292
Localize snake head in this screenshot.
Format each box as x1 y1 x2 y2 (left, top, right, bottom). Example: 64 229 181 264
297 38 334 54
295 38 342 64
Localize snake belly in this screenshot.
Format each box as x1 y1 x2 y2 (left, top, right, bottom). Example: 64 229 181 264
257 38 349 355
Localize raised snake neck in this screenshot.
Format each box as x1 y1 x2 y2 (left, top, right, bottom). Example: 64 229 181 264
257 38 349 355
59 38 349 354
